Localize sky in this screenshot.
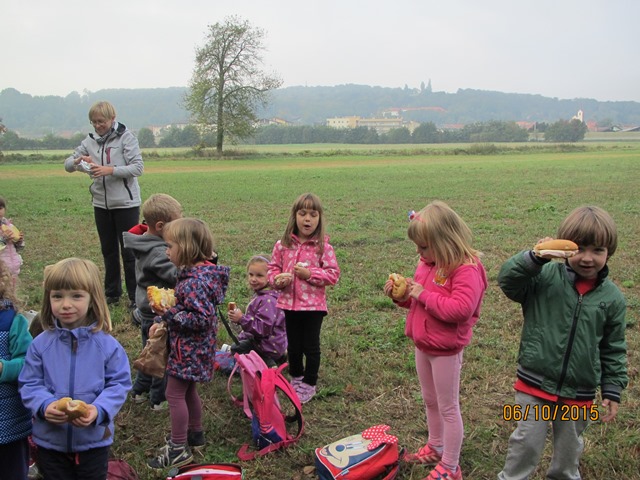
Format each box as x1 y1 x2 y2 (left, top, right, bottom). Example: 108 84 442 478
2 0 639 103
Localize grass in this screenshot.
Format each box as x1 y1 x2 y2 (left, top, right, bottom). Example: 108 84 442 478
3 144 639 479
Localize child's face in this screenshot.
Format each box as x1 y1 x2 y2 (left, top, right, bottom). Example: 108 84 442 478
567 244 608 279
50 289 91 329
0 206 5 218
415 242 434 263
165 239 180 266
296 208 319 241
247 262 269 292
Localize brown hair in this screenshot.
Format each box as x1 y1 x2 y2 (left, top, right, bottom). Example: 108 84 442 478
407 200 480 271
557 205 618 257
281 193 326 254
163 218 215 268
142 194 183 227
40 258 111 333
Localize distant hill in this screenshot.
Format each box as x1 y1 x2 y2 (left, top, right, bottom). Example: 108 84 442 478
2 85 640 137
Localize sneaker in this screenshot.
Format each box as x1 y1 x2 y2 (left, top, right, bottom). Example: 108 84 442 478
147 441 193 469
131 392 149 404
131 308 143 327
151 401 169 411
296 382 316 404
404 443 442 465
28 463 43 480
106 296 120 305
164 430 206 450
290 375 303 387
425 463 463 480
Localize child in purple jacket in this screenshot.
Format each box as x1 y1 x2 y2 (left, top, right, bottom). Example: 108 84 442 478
228 255 287 367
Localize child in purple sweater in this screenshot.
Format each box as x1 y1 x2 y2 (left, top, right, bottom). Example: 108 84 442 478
228 255 287 367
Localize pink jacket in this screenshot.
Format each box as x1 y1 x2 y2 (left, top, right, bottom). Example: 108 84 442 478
268 234 340 311
399 257 488 356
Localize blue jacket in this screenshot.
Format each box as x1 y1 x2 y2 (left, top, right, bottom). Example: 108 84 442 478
0 303 32 444
19 322 132 453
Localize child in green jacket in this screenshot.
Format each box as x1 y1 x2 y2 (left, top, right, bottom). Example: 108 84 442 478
497 205 627 480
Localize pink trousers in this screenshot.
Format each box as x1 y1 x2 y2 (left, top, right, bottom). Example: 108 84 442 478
165 375 203 445
414 347 464 469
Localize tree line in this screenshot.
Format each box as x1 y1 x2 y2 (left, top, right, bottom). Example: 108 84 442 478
0 119 587 153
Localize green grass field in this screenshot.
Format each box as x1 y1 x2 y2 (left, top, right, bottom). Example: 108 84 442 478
2 144 639 479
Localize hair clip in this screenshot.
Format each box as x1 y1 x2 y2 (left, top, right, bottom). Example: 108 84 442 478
408 210 417 221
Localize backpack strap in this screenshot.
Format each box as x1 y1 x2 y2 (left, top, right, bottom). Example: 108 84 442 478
236 364 305 461
217 306 239 344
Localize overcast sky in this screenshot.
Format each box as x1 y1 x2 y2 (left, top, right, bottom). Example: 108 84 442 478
2 0 638 102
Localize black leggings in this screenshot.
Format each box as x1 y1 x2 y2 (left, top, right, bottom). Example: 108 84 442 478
284 310 326 386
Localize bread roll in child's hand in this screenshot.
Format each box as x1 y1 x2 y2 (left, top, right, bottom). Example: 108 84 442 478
274 272 293 287
1 223 20 241
147 286 176 313
54 397 90 421
388 273 408 300
533 239 579 259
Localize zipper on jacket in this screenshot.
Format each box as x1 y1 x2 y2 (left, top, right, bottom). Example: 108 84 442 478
556 295 583 394
100 142 109 209
66 335 78 451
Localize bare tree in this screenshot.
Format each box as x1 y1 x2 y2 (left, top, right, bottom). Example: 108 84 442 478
184 16 282 155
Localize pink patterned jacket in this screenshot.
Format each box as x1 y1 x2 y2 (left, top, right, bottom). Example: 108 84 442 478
268 234 340 312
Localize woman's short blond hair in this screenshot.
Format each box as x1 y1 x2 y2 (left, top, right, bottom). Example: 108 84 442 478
88 101 116 121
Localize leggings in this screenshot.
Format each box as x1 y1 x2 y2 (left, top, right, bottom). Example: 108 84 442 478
284 310 326 386
165 375 203 445
415 347 464 470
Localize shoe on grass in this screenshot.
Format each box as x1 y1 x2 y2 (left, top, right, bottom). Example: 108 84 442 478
147 441 193 469
165 430 206 450
425 462 462 480
106 296 120 305
131 392 149 404
404 443 442 465
151 401 168 411
290 375 303 388
296 382 316 404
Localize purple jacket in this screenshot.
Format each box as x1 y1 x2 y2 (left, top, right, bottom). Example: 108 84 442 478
162 262 230 382
268 234 340 311
19 323 131 453
237 289 287 360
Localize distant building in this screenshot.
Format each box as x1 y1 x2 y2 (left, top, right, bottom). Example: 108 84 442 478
327 115 407 134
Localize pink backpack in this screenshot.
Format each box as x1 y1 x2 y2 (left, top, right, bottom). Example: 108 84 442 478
228 351 304 460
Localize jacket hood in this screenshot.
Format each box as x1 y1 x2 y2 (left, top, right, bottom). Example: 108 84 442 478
122 231 167 255
179 263 230 303
255 288 279 301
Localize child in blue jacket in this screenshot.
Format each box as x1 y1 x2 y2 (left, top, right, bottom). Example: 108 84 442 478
0 259 33 480
19 258 131 480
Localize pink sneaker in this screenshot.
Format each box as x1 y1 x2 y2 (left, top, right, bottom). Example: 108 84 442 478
404 443 442 465
424 463 462 480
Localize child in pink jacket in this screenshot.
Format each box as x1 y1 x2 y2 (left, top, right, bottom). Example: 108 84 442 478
269 193 340 404
384 201 487 480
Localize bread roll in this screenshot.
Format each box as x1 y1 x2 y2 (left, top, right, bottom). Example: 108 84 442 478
54 397 89 420
147 286 176 309
228 302 237 312
389 273 407 300
533 239 579 258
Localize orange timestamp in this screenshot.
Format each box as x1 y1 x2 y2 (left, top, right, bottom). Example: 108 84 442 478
502 403 599 422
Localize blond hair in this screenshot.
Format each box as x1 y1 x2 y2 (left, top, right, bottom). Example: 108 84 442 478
281 193 326 254
0 259 20 308
163 218 215 268
40 258 111 333
408 200 480 271
88 101 116 121
557 205 618 257
142 194 183 227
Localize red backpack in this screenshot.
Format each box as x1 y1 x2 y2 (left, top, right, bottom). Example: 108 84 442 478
315 425 402 480
166 463 242 479
228 351 304 460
